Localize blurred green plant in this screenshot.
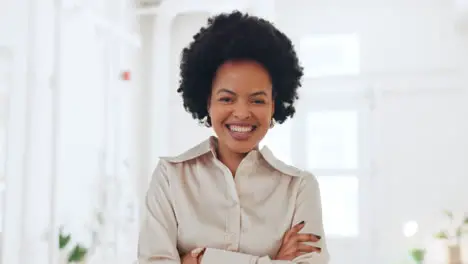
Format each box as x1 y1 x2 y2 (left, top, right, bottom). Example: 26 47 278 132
68 244 88 263
409 248 426 264
57 211 105 263
434 210 468 245
59 227 71 250
58 227 88 263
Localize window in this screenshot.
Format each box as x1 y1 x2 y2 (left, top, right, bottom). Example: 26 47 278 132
299 105 371 264
305 110 361 237
306 111 359 170
292 33 368 263
317 175 359 237
299 34 360 78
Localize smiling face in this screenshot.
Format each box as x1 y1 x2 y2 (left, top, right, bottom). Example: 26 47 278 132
208 60 274 154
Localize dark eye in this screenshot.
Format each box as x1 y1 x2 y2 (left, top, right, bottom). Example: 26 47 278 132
253 99 266 104
219 97 232 103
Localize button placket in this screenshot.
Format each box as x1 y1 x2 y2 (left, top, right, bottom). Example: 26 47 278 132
222 151 260 252
235 156 259 241
225 200 241 251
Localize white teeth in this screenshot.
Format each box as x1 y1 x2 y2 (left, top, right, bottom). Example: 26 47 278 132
229 125 253 133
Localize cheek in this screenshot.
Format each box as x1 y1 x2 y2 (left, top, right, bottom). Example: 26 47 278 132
254 109 273 125
209 106 230 124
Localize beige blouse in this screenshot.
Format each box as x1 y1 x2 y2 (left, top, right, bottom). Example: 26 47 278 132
138 137 329 264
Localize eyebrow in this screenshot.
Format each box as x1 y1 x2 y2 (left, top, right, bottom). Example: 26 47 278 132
216 89 236 95
250 91 268 96
216 89 268 96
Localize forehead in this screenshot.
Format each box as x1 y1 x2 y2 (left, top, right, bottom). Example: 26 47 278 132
212 60 272 93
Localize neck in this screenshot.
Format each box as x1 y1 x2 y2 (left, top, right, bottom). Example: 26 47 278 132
216 143 248 176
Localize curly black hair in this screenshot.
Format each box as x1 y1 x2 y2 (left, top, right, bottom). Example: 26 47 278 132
177 10 304 126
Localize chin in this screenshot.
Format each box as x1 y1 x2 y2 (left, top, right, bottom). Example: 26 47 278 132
214 124 266 154
226 141 257 154
223 133 263 154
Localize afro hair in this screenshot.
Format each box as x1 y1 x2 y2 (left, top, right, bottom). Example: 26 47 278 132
177 10 304 126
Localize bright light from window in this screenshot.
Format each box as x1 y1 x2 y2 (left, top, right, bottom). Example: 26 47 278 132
403 221 419 237
317 175 359 237
299 33 360 78
306 110 359 170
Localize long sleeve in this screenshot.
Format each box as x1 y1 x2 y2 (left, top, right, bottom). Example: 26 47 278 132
137 161 181 264
290 172 330 264
201 248 290 264
201 171 330 264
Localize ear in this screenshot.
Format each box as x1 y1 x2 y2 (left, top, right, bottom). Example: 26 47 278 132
207 96 211 114
271 99 275 116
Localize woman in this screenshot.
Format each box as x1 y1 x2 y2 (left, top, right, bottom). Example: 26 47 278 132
138 11 329 264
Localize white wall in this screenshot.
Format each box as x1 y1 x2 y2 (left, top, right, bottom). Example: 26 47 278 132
1 0 142 263
168 12 214 156
1 0 57 263
0 0 29 263
54 8 141 264
140 0 468 264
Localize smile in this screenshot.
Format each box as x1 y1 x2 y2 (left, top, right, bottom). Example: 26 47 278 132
227 124 256 132
225 124 257 140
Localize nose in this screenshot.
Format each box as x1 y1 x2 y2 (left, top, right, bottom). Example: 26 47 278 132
232 101 251 120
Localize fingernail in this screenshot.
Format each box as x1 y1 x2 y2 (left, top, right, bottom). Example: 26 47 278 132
317 247 322 253
191 247 205 257
316 235 322 239
298 221 305 225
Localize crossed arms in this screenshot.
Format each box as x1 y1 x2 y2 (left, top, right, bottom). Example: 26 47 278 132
137 162 330 264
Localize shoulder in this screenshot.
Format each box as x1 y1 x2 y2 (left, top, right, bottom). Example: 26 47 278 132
149 137 214 182
159 137 213 164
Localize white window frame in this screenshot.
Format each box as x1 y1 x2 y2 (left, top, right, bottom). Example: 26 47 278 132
299 33 361 79
290 83 374 264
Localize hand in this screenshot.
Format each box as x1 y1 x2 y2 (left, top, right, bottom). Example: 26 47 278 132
274 221 322 261
181 248 206 264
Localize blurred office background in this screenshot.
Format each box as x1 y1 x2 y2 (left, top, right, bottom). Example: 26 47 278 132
1 0 468 263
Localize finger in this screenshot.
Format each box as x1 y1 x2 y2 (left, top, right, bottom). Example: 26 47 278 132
283 240 321 255
284 221 305 240
284 236 299 249
280 241 302 257
284 248 298 257
295 251 308 258
295 249 319 258
297 243 322 253
294 233 321 243
290 221 306 233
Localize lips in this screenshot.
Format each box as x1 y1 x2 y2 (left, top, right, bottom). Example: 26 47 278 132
225 124 257 140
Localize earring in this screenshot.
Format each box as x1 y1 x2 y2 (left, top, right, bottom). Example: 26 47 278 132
270 119 275 128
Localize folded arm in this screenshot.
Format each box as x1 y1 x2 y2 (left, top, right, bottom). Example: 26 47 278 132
200 172 329 264
138 163 329 264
